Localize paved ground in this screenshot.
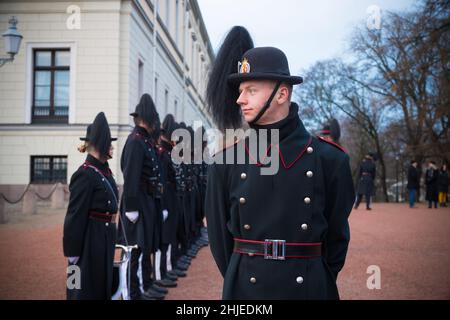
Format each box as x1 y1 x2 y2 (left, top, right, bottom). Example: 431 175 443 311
0 202 449 300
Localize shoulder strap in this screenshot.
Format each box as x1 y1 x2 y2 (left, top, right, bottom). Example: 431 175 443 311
86 165 118 206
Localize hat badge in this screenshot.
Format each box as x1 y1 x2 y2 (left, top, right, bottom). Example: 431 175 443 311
238 58 251 74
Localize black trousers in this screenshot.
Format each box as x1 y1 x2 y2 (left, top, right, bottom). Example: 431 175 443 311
355 192 371 209
129 247 153 299
428 200 438 208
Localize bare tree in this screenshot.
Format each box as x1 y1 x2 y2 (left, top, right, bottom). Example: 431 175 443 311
297 59 391 201
349 0 450 164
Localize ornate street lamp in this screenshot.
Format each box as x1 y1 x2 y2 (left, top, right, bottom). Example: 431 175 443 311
0 16 23 67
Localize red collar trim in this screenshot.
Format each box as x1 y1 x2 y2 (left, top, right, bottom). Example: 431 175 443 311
244 136 313 170
83 161 112 177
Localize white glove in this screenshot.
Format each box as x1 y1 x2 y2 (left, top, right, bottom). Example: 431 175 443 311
126 211 139 223
162 209 169 222
68 256 79 264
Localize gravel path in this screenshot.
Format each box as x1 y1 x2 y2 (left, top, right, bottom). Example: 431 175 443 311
0 203 449 300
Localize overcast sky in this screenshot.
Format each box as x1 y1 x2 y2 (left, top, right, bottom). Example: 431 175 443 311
197 0 416 75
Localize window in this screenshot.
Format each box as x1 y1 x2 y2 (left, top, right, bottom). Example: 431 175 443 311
191 36 195 79
174 99 178 119
32 49 70 123
165 0 170 30
31 156 68 184
175 0 180 45
164 89 169 114
154 77 158 104
138 59 144 98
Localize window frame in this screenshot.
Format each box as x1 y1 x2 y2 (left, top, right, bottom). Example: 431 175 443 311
31 48 70 124
30 155 68 184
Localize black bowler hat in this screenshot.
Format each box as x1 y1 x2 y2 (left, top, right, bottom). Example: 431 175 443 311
161 113 178 140
321 118 341 143
228 47 303 85
130 94 161 137
130 93 156 120
79 112 117 157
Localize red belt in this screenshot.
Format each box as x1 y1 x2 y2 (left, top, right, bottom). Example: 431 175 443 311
89 211 117 223
234 238 322 260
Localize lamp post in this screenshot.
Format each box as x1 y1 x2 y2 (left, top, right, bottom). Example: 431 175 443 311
0 16 23 67
395 156 399 203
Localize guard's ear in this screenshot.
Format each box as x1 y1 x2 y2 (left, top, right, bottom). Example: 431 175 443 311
276 85 291 104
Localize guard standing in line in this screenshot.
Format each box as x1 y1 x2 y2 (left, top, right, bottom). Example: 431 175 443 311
154 114 180 287
119 94 166 300
354 153 376 210
195 126 210 248
205 26 355 300
172 123 192 274
63 112 118 300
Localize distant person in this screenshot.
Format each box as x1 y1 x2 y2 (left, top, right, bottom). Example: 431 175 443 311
437 164 449 207
354 154 376 210
425 161 438 209
407 160 420 208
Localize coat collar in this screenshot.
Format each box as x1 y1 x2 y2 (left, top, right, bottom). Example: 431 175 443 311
84 154 112 176
134 125 150 138
159 139 173 152
245 103 312 170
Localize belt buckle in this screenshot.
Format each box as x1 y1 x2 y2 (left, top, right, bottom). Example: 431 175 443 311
264 239 286 260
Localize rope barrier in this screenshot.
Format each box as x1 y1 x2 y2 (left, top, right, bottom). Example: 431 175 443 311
0 184 31 204
0 182 65 204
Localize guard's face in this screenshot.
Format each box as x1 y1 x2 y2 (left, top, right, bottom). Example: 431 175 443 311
108 145 114 159
237 80 277 123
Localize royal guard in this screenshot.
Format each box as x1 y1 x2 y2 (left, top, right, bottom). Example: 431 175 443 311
153 114 180 287
205 26 355 300
63 112 118 300
172 122 192 274
354 153 377 210
118 94 166 300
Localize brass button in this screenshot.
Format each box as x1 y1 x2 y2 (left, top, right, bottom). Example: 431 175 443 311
244 224 251 230
241 173 247 180
105 223 109 227
239 197 246 205
307 147 314 154
306 171 313 178
301 223 308 231
296 276 304 284
248 252 254 257
250 277 256 284
304 197 311 204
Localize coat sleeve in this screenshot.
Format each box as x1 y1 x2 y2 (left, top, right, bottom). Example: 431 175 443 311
63 170 94 257
205 163 233 278
122 139 145 212
325 154 355 279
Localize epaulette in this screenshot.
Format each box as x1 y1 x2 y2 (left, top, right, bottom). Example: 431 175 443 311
316 136 346 153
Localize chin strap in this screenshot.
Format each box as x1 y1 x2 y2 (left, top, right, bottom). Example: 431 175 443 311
249 81 282 125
